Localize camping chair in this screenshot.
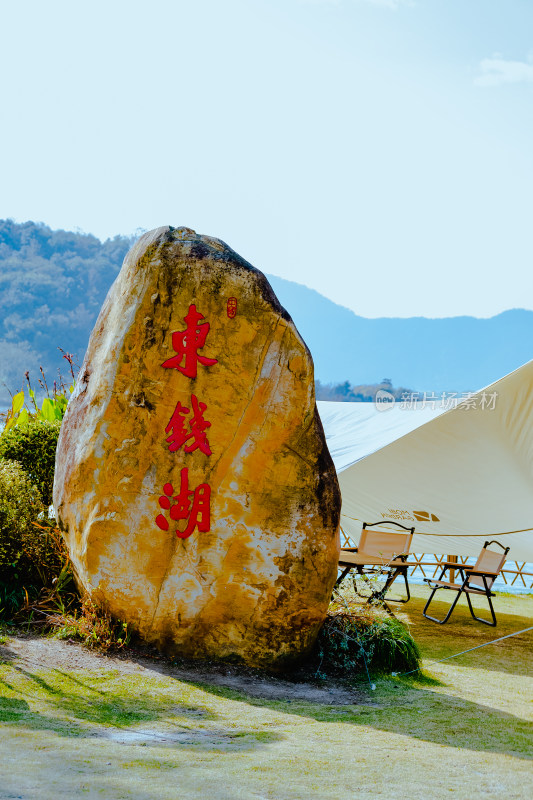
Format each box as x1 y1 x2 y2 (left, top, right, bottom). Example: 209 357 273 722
423 540 510 626
336 521 415 608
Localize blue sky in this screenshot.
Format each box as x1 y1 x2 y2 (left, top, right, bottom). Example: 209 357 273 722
1 0 532 318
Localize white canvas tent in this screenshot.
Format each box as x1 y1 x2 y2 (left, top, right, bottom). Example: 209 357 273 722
318 360 533 562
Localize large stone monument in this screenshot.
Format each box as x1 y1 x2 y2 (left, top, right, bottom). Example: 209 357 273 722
54 226 341 667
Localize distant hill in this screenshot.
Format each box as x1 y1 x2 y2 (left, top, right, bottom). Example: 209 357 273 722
0 220 132 402
1 220 531 403
267 275 533 393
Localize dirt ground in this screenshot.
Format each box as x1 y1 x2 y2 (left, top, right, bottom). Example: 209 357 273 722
0 586 532 800
2 634 363 706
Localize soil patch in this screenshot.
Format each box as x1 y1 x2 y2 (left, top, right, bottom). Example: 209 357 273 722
1 634 364 705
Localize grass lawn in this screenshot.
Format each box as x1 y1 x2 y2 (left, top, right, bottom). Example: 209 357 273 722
0 585 531 800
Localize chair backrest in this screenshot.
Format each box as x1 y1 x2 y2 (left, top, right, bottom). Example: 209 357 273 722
469 541 509 589
359 522 413 560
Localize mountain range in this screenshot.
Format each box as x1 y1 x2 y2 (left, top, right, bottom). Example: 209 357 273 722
267 275 533 393
0 219 531 403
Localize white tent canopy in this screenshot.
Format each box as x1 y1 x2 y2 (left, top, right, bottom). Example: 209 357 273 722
318 360 533 562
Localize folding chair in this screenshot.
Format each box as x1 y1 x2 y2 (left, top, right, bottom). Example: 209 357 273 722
423 540 510 626
336 521 415 607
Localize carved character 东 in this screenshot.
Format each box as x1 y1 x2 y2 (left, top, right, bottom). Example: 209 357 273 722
162 304 218 379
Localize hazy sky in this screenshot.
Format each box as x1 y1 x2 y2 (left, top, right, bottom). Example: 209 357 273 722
1 0 532 318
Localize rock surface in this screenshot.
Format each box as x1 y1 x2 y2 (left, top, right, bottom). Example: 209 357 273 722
54 226 341 667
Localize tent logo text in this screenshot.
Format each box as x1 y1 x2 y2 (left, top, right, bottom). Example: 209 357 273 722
380 509 440 522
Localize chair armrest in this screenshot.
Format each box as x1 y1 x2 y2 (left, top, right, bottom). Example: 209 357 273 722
431 562 471 583
467 569 499 577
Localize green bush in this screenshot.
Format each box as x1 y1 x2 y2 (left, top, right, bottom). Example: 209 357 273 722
0 459 78 621
0 459 43 573
0 419 60 506
313 608 421 678
0 460 45 616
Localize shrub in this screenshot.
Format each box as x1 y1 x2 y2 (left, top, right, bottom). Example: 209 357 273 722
0 460 78 621
312 605 421 678
0 419 61 506
0 459 44 616
0 460 43 573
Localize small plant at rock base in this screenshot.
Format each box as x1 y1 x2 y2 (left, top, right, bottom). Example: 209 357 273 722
11 520 79 623
311 595 421 679
51 594 131 653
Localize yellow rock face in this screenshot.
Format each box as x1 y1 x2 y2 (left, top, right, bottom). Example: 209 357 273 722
54 227 341 667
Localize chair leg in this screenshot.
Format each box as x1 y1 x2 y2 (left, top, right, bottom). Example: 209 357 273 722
423 586 464 624
465 589 497 626
335 566 351 588
377 567 410 604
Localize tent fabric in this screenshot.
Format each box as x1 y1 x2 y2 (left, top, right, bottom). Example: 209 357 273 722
317 360 533 562
316 401 446 472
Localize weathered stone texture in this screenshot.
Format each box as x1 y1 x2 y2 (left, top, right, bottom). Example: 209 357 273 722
54 226 340 667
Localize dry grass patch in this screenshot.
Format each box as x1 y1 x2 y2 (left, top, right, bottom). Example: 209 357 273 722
0 585 531 800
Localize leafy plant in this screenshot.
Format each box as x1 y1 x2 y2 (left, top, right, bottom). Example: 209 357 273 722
2 357 75 434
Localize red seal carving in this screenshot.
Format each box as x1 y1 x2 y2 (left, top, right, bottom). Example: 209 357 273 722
227 297 237 319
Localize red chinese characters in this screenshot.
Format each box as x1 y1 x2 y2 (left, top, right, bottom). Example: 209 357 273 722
165 394 212 456
157 303 216 539
162 304 218 378
155 471 211 539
